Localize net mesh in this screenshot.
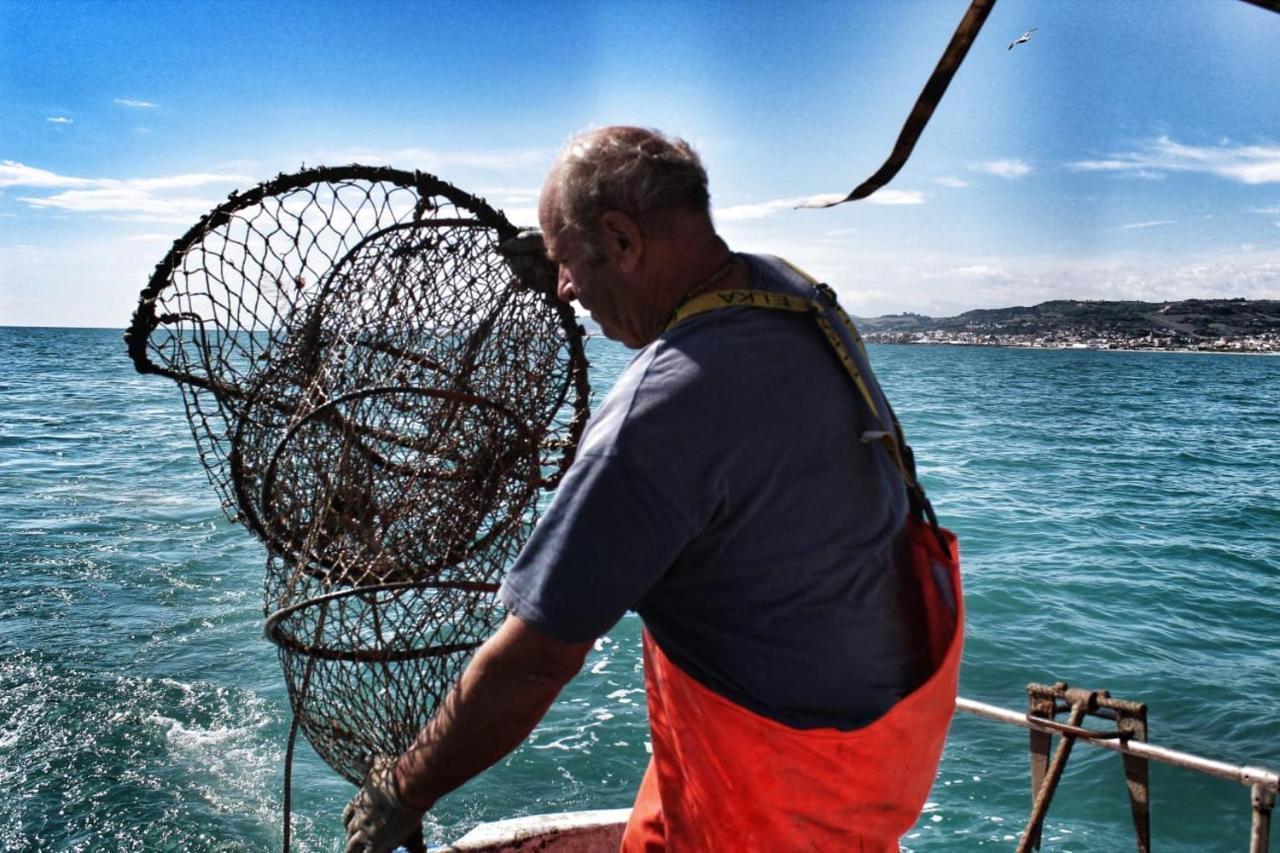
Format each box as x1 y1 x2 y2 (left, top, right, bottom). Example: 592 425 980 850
126 165 589 785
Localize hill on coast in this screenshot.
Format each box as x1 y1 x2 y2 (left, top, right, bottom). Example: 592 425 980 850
855 298 1280 350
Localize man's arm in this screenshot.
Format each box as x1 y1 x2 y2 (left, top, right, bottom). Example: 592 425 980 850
394 613 594 809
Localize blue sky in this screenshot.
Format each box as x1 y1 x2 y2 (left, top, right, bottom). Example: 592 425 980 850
2 0 1278 327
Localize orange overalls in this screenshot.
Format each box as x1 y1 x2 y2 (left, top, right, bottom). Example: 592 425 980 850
622 268 963 851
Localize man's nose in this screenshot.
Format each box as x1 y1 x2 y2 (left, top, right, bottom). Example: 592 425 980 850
556 267 577 303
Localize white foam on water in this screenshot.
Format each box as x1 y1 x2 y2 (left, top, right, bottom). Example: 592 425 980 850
530 735 584 751
157 677 195 694
146 713 247 747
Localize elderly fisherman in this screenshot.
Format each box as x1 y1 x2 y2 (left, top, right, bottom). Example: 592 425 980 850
344 126 962 853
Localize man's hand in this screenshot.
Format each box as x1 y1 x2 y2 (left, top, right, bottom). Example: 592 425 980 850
343 615 592 851
342 755 425 853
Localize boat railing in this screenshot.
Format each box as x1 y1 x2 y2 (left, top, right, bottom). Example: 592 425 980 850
956 683 1279 852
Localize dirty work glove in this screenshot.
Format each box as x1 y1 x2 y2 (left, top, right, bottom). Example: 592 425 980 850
342 755 425 853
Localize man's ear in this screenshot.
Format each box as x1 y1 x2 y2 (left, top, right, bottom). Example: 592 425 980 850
599 211 643 273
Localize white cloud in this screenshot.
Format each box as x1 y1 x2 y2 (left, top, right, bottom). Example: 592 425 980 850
19 189 220 218
502 207 539 227
1069 136 1280 185
933 250 1280 314
2 162 250 219
474 185 541 222
734 189 925 218
0 237 160 328
0 161 94 188
934 176 969 188
971 159 1033 179
114 98 158 109
1120 220 1175 230
716 196 815 221
1068 159 1164 179
715 211 1280 317
126 173 251 190
1251 205 1280 216
792 193 848 210
46 116 73 124
476 186 540 203
866 189 925 205
327 146 548 173
950 264 1013 280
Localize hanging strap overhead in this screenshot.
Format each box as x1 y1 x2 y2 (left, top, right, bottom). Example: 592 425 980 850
803 0 998 209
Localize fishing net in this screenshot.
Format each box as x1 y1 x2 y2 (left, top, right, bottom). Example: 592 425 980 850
125 165 589 791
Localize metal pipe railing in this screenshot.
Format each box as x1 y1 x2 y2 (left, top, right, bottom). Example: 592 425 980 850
955 696 1280 851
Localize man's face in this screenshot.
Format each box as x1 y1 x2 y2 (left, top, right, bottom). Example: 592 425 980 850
538 179 635 346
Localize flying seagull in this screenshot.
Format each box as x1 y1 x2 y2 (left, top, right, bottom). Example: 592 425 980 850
1008 28 1037 50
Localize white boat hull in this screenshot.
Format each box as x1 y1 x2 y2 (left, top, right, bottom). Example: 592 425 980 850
434 809 631 852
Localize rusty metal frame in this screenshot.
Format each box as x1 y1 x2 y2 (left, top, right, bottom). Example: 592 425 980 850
1019 683 1150 852
957 690 1279 851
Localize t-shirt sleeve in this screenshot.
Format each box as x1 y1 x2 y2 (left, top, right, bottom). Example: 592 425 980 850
498 447 706 643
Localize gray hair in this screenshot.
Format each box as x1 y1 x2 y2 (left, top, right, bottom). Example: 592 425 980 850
550 127 710 246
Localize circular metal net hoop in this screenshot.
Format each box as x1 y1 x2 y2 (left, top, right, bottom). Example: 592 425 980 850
126 165 589 785
268 574 505 784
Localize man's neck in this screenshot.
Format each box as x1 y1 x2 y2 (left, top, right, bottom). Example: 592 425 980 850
667 226 739 289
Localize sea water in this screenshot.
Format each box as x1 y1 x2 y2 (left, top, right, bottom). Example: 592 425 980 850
1 326 1277 852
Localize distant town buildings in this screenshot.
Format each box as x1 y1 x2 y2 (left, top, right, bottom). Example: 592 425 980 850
862 327 1280 353
855 299 1280 354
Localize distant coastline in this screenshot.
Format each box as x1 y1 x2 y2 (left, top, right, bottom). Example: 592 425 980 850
865 338 1279 355
856 297 1280 355
7 295 1280 355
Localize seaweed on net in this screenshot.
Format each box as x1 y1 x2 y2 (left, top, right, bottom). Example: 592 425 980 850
125 165 589 825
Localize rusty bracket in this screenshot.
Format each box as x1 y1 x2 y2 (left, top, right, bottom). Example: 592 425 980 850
1019 682 1150 853
1252 782 1275 853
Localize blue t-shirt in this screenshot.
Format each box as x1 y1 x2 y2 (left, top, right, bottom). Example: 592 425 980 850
499 254 930 729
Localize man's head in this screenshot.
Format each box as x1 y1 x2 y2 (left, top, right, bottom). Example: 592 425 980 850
538 126 720 348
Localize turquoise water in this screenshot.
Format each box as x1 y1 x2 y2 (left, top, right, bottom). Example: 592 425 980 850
2 326 1277 851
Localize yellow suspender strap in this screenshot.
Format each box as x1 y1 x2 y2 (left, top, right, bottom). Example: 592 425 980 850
668 284 918 491
671 289 809 324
